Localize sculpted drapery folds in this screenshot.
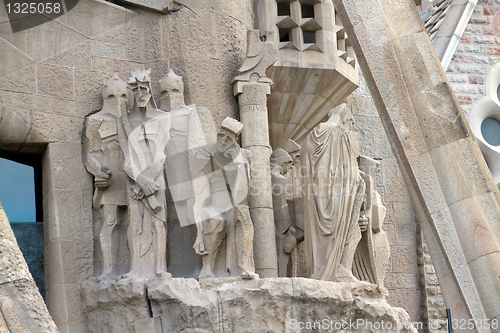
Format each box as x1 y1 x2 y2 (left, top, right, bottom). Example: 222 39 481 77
121 69 172 279
301 104 365 281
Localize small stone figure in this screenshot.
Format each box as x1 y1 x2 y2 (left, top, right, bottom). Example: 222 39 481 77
271 148 297 277
192 117 258 279
301 104 365 281
121 69 172 278
353 156 390 289
83 74 129 280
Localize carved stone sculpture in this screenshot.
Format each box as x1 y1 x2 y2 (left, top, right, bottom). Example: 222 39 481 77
282 139 307 278
121 69 171 278
191 117 257 279
301 104 365 281
271 148 297 277
353 156 390 289
159 69 216 227
158 69 216 277
83 74 129 280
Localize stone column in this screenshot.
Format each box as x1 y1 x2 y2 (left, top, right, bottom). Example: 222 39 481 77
333 0 500 328
233 30 278 278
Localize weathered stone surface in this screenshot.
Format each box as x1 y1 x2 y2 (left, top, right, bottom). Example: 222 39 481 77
32 112 68 142
0 64 37 94
42 41 92 69
92 41 126 60
82 277 417 333
0 107 31 150
37 64 74 99
0 203 58 332
82 279 150 333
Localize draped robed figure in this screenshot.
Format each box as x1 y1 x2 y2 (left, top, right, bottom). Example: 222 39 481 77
301 104 365 281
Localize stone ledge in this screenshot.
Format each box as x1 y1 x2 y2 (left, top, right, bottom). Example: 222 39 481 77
82 277 417 333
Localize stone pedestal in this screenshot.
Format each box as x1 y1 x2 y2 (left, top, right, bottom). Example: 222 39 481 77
82 277 417 333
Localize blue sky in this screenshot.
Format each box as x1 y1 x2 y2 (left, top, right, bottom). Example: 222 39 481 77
0 158 36 222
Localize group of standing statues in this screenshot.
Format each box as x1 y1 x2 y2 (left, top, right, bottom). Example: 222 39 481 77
83 69 389 287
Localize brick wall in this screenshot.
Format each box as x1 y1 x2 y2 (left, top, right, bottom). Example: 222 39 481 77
447 0 500 116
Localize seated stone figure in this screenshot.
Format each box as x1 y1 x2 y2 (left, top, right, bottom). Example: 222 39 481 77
301 104 366 281
191 117 258 279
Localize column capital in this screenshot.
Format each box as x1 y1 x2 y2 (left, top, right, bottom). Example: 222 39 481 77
232 29 278 97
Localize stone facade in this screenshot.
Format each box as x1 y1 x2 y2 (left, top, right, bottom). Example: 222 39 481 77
3 0 500 332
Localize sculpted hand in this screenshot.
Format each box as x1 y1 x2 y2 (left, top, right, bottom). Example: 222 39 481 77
131 183 144 200
141 180 159 196
358 215 369 232
95 168 112 188
193 234 207 255
137 175 159 196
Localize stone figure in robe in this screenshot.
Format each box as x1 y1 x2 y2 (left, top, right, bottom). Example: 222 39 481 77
120 69 172 278
353 156 390 289
301 104 366 281
271 148 297 277
83 74 129 280
191 117 258 279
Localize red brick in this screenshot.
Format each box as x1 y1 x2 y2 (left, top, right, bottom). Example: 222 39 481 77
478 0 493 4
494 11 500 37
469 75 485 85
490 46 500 55
483 25 494 35
457 95 472 105
451 54 472 63
484 6 499 15
460 34 471 44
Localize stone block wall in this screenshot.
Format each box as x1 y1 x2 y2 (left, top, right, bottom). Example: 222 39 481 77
447 0 500 116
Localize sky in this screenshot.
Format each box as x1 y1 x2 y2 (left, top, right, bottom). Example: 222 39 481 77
0 157 36 222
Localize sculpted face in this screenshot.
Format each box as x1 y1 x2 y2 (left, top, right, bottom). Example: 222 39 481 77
216 128 238 155
281 160 292 175
132 82 151 108
288 150 300 165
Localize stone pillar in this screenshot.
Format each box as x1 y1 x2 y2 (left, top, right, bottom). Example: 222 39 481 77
333 0 500 328
233 30 278 278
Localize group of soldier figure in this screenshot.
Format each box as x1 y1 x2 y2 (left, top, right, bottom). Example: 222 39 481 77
84 69 389 287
